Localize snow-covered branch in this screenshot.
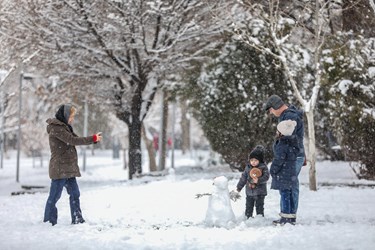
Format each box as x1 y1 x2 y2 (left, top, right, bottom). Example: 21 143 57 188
0 50 39 87
370 0 375 14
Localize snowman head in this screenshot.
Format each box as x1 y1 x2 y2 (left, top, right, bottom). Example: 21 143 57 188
213 176 229 191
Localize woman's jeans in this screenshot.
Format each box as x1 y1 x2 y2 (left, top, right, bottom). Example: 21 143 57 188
43 177 84 225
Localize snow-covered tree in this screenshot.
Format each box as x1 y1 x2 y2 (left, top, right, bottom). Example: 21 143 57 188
187 40 289 170
321 35 375 179
0 50 54 160
1 0 230 179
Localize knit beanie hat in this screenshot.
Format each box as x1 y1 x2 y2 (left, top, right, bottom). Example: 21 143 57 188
248 145 265 163
264 95 284 111
277 120 297 136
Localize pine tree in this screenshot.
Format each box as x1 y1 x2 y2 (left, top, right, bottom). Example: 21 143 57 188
189 41 289 170
320 33 375 179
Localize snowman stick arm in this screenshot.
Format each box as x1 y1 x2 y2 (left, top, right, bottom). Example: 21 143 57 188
195 193 212 199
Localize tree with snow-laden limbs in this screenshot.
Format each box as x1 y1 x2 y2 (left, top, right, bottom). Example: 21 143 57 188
186 40 289 170
0 0 230 179
320 35 375 180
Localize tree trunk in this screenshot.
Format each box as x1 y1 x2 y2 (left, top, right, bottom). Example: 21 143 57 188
123 148 127 170
128 119 142 179
158 91 169 171
306 110 317 191
115 75 158 179
141 124 157 172
180 99 190 154
114 76 150 179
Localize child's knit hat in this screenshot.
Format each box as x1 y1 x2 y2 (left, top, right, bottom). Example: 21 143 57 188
248 145 265 163
277 120 297 136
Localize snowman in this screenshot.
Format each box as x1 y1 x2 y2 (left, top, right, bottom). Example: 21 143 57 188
204 176 236 227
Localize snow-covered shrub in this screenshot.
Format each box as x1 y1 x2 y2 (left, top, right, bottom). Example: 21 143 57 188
188 41 290 170
321 34 375 179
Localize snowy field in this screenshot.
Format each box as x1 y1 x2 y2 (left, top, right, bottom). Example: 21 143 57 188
0 150 374 250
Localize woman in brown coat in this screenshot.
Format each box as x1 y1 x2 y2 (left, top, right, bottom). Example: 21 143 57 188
43 104 102 226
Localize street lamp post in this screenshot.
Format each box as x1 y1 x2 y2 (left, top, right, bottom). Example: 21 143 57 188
0 93 5 169
171 101 176 169
158 91 165 171
16 72 32 182
82 98 88 171
16 73 23 182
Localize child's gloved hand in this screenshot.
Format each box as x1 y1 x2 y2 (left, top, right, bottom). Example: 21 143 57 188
229 190 241 202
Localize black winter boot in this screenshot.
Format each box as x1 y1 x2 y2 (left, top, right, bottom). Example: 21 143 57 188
72 217 85 224
290 218 296 225
273 217 293 226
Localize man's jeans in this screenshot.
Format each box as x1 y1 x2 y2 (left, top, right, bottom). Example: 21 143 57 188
293 156 305 214
43 177 83 225
279 189 295 216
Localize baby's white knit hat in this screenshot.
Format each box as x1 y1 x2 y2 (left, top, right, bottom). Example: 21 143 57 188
277 120 297 136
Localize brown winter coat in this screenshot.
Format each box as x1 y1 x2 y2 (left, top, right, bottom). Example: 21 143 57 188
46 118 94 179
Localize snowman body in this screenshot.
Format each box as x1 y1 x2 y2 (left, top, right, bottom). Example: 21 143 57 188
204 176 236 227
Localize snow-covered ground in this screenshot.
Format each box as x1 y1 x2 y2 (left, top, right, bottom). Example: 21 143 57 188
0 150 374 250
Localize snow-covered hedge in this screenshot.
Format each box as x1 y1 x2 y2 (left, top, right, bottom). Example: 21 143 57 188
189 41 290 170
321 34 375 179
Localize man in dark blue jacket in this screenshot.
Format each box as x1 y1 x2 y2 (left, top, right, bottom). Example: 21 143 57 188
264 95 305 224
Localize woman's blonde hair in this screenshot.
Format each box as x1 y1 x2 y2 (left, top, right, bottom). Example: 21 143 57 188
70 106 77 116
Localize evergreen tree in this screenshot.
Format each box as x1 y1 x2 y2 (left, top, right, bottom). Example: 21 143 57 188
320 34 375 179
189 41 289 170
